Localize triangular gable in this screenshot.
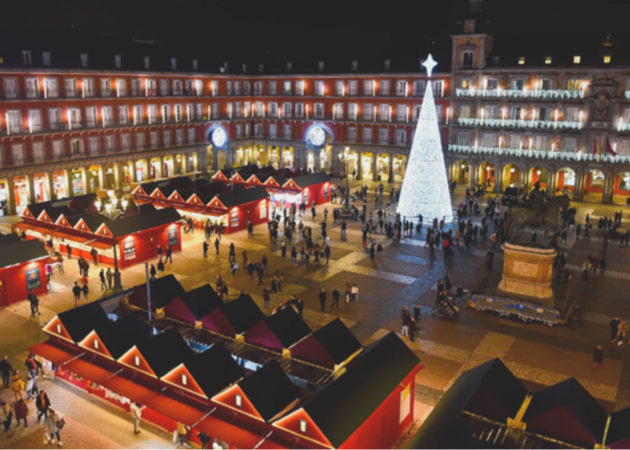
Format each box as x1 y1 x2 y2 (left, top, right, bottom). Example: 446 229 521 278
289 334 336 368
161 363 207 398
74 218 91 233
43 315 74 343
78 330 113 359
282 179 300 190
37 210 53 223
244 321 284 352
150 188 165 199
55 214 72 228
206 196 226 209
273 408 333 448
246 175 261 185
231 173 245 183
131 185 148 196
200 309 237 336
164 297 198 325
118 346 156 377
211 384 263 420
20 207 34 219
264 177 280 187
168 191 184 202
95 223 113 237
186 193 203 205
212 171 228 181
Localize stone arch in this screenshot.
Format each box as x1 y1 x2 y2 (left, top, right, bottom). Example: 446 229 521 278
478 161 497 189
583 168 606 203
451 159 473 187
555 167 577 195
502 162 523 191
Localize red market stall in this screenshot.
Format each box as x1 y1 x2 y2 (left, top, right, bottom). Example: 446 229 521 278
0 233 52 307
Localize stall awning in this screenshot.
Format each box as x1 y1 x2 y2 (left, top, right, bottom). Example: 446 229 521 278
16 223 112 250
31 341 292 449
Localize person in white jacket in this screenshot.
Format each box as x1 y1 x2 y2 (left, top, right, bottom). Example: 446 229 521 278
44 409 62 446
130 403 144 435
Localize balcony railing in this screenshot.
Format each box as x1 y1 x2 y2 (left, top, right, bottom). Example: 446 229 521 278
456 89 584 99
447 144 630 163
457 118 583 130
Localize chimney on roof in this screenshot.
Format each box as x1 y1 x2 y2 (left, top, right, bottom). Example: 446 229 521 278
384 59 391 71
259 64 264 73
352 60 358 71
318 61 324 72
287 62 292 72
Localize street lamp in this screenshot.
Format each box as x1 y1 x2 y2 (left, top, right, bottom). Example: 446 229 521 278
338 146 356 211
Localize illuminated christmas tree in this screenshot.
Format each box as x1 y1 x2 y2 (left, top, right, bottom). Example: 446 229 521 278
397 54 453 222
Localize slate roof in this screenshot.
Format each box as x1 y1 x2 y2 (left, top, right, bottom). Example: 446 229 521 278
214 186 269 208
301 332 420 448
57 302 109 342
238 361 301 422
606 406 630 447
136 328 195 378
311 318 362 365
0 239 50 269
185 344 245 398
128 274 186 310
292 172 332 188
105 207 182 237
25 194 97 218
76 214 110 232
90 321 148 359
264 307 312 349
220 293 265 334
180 284 224 320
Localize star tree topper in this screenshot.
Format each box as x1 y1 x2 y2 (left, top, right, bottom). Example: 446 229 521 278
422 54 438 78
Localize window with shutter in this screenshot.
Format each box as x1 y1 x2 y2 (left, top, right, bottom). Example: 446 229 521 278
26 78 40 99
363 127 373 143
176 129 184 145
363 103 373 121
32 141 45 162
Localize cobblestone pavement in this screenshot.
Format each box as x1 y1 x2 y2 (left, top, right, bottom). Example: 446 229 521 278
4 179 630 445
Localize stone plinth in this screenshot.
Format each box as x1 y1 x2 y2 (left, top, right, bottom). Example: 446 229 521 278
498 243 557 307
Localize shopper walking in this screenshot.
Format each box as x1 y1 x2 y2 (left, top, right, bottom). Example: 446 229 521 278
106 268 113 289
72 282 81 306
1 401 12 431
130 403 144 435
331 288 340 310
14 399 28 427
593 346 604 371
36 390 51 422
99 269 107 291
0 355 13 387
318 289 327 312
44 409 63 446
82 283 89 303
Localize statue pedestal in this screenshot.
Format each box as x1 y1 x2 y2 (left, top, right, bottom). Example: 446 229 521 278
498 243 556 307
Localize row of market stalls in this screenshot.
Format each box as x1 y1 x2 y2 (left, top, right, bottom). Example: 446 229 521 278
13 194 183 269
33 275 421 449
0 233 52 307
408 358 630 449
212 165 332 210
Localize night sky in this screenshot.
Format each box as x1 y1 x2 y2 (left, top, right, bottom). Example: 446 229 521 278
2 0 630 62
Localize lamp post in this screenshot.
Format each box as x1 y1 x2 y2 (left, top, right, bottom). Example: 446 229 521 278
112 232 123 290
338 147 355 216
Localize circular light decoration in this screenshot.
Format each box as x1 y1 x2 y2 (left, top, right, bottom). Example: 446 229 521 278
308 126 326 147
211 128 227 147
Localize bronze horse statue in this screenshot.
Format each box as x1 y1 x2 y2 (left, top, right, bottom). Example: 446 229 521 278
507 195 571 239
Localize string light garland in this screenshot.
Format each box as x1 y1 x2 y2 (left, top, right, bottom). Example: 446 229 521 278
397 55 453 222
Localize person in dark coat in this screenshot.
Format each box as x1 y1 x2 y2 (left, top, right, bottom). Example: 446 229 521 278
0 356 13 387
215 238 220 255
318 289 327 311
203 241 209 257
611 317 621 343
401 307 410 336
36 390 50 422
165 245 172 264
149 264 157 280
296 298 304 317
331 289 340 310
593 346 604 371
408 318 417 342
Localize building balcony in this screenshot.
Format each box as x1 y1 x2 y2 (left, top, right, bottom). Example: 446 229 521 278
457 118 583 130
447 144 629 163
456 89 584 99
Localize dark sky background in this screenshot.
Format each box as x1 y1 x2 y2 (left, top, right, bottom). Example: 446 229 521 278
2 0 630 63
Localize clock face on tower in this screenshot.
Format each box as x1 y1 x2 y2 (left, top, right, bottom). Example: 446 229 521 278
308 126 326 147
211 128 227 147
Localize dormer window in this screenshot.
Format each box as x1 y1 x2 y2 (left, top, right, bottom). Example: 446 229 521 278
235 394 242 407
518 57 525 65
574 56 581 64
134 355 141 367
545 56 552 65
56 324 61 334
300 420 307 433
182 374 187 386
94 339 99 349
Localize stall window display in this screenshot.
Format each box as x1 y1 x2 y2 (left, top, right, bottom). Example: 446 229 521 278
33 175 50 202
136 162 144 182
53 173 67 199
0 182 8 216
72 172 84 195
13 176 29 212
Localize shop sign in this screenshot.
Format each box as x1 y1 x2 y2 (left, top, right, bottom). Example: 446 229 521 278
168 229 178 247
124 241 136 260
26 268 41 291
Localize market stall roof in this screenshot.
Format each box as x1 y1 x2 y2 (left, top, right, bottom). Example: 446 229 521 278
220 293 265 334
136 328 195 378
606 406 630 449
22 193 97 219
103 206 182 237
292 172 332 188
290 318 362 368
0 233 21 245
238 361 301 422
164 284 223 324
0 238 50 269
185 344 246 398
82 320 148 359
212 186 269 208
298 332 420 448
14 222 111 250
74 214 110 232
128 274 186 311
245 307 311 351
523 377 608 448
48 302 109 343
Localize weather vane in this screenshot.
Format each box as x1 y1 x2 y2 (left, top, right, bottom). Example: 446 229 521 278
422 54 437 78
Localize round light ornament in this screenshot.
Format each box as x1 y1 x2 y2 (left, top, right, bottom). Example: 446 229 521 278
212 128 227 147
309 126 326 146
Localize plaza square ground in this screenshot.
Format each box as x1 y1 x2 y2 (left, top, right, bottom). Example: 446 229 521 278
1 178 630 448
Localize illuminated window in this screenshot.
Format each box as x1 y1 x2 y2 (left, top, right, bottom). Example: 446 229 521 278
182 374 187 386
574 56 581 64
604 56 611 64
518 57 525 65
300 420 307 433
134 355 140 367
93 339 99 350
235 394 242 407
545 56 552 65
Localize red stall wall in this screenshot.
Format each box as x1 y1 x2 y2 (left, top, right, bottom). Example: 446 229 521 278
117 223 181 269
0 259 49 308
339 369 418 450
226 199 268 234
